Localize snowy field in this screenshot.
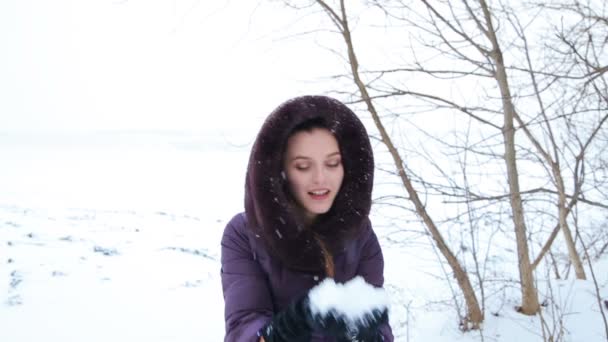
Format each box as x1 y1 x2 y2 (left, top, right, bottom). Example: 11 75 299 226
1 130 606 341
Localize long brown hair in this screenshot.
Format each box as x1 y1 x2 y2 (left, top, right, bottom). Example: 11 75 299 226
313 233 335 278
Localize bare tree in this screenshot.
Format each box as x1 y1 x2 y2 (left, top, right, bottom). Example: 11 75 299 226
527 0 608 274
271 0 608 328
361 0 541 315
296 0 486 329
366 0 608 307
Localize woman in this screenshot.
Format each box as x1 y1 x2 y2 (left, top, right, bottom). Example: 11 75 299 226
221 95 393 341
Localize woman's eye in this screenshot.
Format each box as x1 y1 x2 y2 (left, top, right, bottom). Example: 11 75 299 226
295 164 309 171
327 160 341 168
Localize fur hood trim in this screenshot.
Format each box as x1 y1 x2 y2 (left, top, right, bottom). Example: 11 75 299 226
244 95 374 272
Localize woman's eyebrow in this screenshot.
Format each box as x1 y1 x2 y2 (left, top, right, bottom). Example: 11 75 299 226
290 156 311 162
290 152 340 162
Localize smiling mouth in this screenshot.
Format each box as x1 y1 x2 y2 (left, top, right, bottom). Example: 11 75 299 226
308 190 330 200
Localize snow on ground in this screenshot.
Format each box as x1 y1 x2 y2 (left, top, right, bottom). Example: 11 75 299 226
1 206 224 341
1 130 606 341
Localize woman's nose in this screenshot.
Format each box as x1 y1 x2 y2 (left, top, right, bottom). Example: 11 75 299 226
312 167 326 184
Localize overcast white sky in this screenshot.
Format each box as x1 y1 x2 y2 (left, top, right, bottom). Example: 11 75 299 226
0 0 345 133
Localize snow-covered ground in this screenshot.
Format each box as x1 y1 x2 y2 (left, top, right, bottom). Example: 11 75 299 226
1 130 606 341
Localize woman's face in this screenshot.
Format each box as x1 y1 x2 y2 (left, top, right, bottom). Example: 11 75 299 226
283 128 344 223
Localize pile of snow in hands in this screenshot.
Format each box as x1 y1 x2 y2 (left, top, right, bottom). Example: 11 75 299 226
308 276 388 326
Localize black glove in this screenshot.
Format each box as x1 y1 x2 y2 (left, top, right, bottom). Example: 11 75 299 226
317 308 388 342
257 296 385 342
259 278 388 342
258 295 314 342
349 308 388 341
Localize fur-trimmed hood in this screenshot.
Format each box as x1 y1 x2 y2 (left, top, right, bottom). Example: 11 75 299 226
244 95 374 273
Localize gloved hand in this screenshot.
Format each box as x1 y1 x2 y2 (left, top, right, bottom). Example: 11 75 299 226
308 276 389 342
313 307 388 342
257 293 386 342
259 277 389 342
258 295 314 342
347 308 388 341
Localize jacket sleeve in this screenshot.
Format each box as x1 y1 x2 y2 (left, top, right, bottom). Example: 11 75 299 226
221 214 273 342
357 222 394 342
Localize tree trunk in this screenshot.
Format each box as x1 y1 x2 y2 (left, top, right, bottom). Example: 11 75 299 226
319 0 485 328
478 0 540 315
554 170 587 279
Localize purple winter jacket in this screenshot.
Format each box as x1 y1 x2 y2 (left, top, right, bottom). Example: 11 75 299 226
221 212 394 342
